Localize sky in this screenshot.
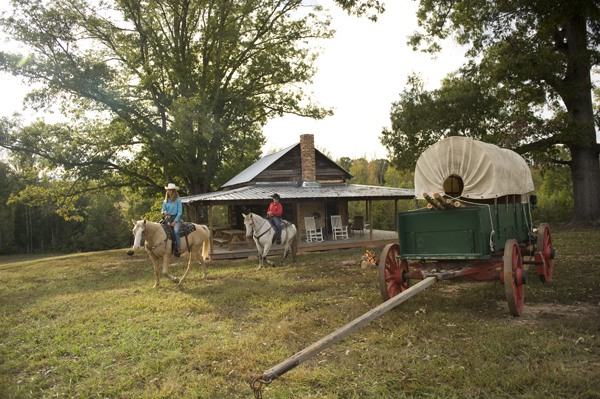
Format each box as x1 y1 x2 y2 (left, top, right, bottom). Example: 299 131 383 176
261 0 468 160
0 0 468 161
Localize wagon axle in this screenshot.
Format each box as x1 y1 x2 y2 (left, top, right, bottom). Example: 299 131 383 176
378 223 553 319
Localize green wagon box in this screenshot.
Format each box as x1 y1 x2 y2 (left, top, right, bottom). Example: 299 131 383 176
396 201 533 261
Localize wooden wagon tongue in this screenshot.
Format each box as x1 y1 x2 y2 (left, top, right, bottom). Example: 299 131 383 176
250 277 437 399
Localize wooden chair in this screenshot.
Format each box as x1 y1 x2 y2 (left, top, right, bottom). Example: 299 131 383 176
304 217 324 243
331 215 349 240
350 215 365 237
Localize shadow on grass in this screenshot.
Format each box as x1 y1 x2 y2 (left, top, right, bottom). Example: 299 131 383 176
0 253 70 265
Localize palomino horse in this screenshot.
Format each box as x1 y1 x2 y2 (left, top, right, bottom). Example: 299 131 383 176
242 213 297 270
131 220 210 287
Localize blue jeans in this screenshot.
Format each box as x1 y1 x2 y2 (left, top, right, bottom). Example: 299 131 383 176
166 217 181 250
271 216 282 241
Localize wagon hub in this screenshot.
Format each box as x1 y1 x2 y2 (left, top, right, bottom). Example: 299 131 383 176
514 268 527 286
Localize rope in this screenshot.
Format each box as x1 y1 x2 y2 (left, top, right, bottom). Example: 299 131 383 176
523 198 535 260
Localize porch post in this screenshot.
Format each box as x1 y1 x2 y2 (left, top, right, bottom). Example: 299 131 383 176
208 205 214 259
296 202 302 249
394 200 398 231
369 200 373 241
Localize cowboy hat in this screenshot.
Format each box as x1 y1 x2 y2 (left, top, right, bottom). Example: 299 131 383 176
165 183 179 190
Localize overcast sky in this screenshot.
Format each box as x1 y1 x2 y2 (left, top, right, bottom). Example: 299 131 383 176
262 0 468 160
0 0 468 160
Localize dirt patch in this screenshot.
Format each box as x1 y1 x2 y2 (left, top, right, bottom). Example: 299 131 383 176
497 301 600 326
553 221 600 232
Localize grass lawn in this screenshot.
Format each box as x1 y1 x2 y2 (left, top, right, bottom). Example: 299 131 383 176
0 226 599 398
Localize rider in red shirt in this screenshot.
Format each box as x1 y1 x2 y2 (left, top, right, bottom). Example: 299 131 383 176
267 193 283 244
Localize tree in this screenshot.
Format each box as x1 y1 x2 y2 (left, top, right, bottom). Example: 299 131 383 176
0 0 334 204
331 0 384 21
380 0 600 222
336 156 353 173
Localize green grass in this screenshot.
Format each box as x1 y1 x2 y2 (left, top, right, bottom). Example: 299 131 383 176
1 227 599 398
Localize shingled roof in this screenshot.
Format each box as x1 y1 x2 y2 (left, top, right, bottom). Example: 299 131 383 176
221 138 354 189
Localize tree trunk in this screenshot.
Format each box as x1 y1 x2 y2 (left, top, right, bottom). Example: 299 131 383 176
570 146 600 221
563 15 600 222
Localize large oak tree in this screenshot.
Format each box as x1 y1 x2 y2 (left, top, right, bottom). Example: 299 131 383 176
0 0 333 199
378 0 600 222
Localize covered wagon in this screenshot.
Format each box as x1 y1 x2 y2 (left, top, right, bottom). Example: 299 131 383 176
379 136 555 316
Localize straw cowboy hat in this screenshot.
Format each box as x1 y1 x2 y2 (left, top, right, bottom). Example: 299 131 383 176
165 183 179 190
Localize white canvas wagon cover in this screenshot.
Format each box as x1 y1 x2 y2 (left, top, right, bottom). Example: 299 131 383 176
415 136 534 199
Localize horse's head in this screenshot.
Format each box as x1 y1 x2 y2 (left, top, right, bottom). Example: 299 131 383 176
242 213 254 238
131 219 147 250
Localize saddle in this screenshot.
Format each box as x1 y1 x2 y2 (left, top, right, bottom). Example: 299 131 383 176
266 217 291 244
160 220 197 257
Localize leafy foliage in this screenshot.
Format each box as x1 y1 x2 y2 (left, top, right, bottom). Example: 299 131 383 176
0 0 334 203
381 0 600 222
0 155 150 254
532 164 575 224
331 0 385 21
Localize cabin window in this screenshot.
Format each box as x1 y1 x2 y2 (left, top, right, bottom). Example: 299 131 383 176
444 175 464 197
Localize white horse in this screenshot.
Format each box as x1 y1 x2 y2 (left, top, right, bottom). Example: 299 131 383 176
242 213 298 270
131 219 210 287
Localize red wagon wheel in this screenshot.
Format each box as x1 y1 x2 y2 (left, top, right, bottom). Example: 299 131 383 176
379 243 409 301
535 223 554 283
503 239 526 316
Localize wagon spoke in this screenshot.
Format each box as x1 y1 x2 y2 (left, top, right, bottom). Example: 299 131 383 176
536 223 554 283
504 239 525 316
379 244 409 303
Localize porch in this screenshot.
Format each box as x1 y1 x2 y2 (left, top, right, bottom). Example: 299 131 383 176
208 228 398 260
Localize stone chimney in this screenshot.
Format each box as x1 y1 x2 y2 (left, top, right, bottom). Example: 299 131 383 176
300 134 317 185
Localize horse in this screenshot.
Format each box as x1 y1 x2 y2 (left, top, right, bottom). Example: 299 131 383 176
242 213 298 270
131 219 210 287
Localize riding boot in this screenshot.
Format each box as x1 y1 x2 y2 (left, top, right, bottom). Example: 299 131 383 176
276 234 282 245
174 246 181 258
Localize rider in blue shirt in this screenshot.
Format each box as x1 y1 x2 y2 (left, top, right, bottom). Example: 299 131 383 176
162 183 183 256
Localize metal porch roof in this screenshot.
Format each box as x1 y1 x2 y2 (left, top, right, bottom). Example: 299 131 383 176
180 183 415 205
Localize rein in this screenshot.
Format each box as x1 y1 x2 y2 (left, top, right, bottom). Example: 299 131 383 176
251 217 271 240
141 223 167 250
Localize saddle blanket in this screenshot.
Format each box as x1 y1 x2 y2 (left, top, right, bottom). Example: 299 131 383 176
160 220 196 241
268 218 292 229
267 218 292 244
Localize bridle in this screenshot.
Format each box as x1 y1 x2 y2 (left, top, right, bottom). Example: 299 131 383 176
134 224 147 243
134 222 166 250
247 215 271 240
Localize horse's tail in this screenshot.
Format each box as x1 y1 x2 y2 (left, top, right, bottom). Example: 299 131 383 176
201 225 210 260
291 225 298 262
